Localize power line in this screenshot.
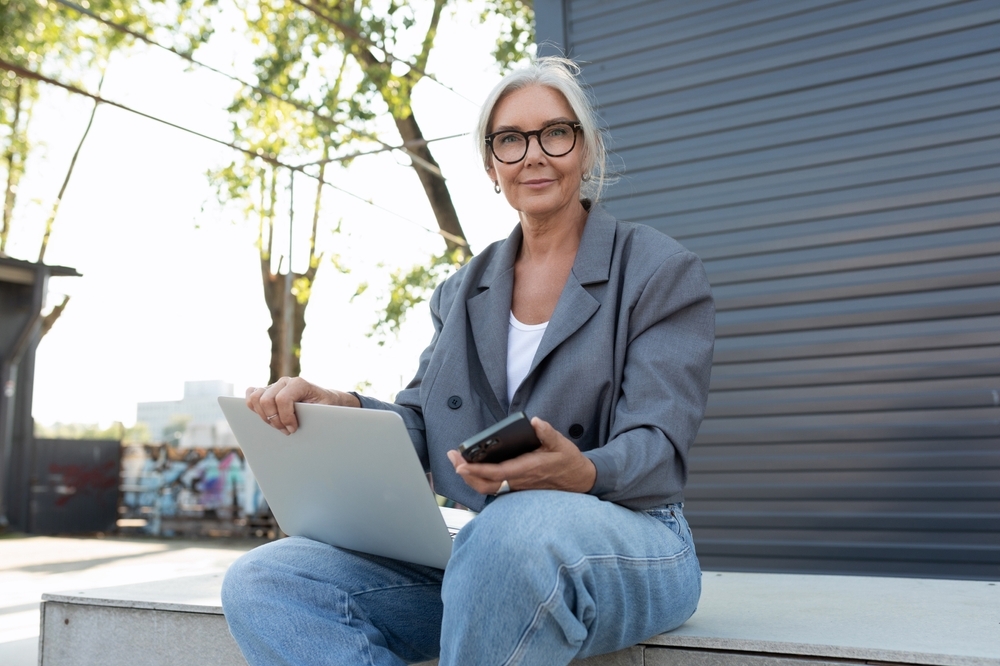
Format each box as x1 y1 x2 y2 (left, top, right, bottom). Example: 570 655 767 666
47 0 456 181
287 0 478 106
293 131 467 169
2 58 284 165
0 58 469 248
318 173 468 247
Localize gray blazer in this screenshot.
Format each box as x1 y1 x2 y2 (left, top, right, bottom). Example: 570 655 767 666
357 204 715 512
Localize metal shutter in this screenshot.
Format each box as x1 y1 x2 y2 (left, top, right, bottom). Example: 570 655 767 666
537 0 1000 579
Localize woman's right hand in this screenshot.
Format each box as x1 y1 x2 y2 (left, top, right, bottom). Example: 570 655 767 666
245 377 360 435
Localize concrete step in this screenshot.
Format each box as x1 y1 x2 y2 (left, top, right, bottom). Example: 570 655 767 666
38 570 999 665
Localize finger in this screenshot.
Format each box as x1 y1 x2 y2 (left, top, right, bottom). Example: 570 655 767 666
458 458 510 481
448 448 501 478
275 378 301 434
460 471 502 496
259 380 286 432
245 386 269 421
447 449 465 472
530 417 570 451
448 449 498 476
530 416 552 446
448 451 505 494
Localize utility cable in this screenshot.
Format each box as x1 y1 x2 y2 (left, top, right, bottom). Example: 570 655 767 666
46 0 457 181
1 58 284 166
287 0 478 106
293 131 466 169
0 58 469 248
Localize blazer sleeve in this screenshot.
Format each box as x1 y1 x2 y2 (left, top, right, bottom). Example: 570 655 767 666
583 247 715 509
352 281 448 470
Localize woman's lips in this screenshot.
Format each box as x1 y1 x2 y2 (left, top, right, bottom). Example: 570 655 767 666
521 178 554 188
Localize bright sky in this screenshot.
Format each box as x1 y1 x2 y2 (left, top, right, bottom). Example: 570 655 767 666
10 2 521 427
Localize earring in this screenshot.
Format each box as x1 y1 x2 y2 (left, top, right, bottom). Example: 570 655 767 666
581 173 592 182
494 182 501 194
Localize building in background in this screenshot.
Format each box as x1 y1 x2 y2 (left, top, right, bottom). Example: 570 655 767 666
137 380 235 448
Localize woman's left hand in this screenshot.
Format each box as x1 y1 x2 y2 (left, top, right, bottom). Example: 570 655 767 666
446 417 597 495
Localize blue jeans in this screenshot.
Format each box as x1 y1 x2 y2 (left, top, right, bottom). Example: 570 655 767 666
222 490 701 665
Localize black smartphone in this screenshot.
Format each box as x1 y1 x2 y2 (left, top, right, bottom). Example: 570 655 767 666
458 412 541 464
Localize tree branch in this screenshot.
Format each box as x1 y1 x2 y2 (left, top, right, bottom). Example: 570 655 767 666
2 80 25 255
392 111 470 261
327 12 471 260
39 294 70 339
38 71 105 263
413 0 446 81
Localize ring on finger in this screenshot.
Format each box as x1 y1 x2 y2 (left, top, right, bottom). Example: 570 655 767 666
266 414 278 421
495 479 511 495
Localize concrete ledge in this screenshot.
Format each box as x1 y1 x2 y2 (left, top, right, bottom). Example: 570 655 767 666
38 571 1000 666
649 571 1000 666
39 574 245 666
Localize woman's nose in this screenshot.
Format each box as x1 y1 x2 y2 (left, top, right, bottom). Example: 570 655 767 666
523 135 546 162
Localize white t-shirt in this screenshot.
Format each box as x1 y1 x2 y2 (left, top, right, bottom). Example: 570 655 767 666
507 311 548 405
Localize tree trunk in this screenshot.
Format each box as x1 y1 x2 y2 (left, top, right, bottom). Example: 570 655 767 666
261 263 296 384
261 262 315 384
393 111 471 262
351 40 472 262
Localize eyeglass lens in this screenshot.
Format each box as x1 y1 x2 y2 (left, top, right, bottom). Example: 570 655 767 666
491 123 578 163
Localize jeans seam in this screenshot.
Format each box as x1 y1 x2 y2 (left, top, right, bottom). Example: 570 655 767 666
338 586 378 666
352 582 442 665
352 581 443 599
501 549 691 666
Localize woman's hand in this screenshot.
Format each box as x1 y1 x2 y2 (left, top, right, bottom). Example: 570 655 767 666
245 377 360 435
446 417 597 495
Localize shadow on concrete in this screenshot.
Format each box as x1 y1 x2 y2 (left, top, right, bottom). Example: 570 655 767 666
0 636 37 666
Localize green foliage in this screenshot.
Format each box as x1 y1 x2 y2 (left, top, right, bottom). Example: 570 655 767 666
0 0 217 255
292 274 313 305
481 0 535 71
368 247 464 344
202 0 532 372
210 1 362 269
33 419 151 442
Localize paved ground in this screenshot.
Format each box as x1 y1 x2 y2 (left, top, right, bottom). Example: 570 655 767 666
0 532 259 666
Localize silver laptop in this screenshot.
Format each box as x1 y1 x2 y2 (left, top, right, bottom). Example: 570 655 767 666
218 397 474 569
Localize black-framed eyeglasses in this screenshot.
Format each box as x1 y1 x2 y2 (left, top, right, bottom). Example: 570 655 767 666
485 122 582 164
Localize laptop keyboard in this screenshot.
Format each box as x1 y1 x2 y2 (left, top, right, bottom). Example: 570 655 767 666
440 506 476 541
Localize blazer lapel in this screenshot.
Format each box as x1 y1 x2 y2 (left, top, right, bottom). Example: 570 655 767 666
466 206 617 410
467 224 522 412
529 205 616 374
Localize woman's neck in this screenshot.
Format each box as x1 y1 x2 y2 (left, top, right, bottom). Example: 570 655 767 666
518 201 588 262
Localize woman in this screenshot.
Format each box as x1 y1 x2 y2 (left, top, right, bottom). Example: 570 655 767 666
223 56 714 666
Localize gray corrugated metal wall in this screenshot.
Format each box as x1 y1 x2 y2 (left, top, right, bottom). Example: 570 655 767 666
536 0 1000 579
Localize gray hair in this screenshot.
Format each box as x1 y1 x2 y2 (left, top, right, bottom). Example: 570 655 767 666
475 56 608 202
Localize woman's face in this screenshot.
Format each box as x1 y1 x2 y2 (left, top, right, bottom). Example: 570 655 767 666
486 85 586 223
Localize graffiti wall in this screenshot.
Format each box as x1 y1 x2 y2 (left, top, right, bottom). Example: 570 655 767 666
119 444 271 537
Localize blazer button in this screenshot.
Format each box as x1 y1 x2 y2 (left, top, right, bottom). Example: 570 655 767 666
569 424 584 438
447 396 463 410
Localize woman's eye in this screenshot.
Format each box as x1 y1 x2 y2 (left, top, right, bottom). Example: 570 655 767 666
499 133 522 145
